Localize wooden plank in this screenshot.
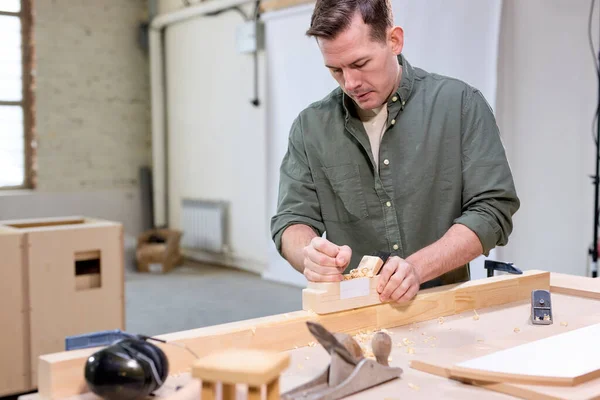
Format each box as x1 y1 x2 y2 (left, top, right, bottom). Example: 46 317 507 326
0 228 32 396
36 270 549 399
260 0 314 12
550 272 600 299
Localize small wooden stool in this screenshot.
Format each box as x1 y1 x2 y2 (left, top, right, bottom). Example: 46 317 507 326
192 348 290 400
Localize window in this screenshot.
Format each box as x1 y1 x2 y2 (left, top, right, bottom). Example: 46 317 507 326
0 0 35 189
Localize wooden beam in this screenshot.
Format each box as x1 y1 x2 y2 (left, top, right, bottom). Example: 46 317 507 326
260 0 314 13
37 270 549 399
550 272 600 299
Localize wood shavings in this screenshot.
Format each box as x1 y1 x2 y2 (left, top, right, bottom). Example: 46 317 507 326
473 310 480 320
408 382 420 391
514 327 520 333
561 321 569 327
307 341 317 347
438 317 445 324
396 342 403 347
297 363 304 370
406 347 415 354
402 338 414 345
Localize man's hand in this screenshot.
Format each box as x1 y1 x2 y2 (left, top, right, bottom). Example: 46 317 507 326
377 256 422 303
302 237 352 282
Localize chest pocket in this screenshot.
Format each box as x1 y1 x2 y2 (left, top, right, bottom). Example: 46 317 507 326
313 164 369 222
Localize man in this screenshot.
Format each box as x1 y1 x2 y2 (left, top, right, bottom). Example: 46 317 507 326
270 0 520 304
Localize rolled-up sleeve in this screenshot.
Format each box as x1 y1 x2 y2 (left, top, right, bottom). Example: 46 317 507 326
270 116 325 255
453 89 520 256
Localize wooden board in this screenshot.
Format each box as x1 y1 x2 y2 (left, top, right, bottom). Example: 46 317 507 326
0 227 32 396
24 291 600 400
451 323 600 386
33 270 549 399
410 294 600 399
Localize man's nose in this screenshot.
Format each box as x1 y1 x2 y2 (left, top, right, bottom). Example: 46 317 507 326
344 70 361 92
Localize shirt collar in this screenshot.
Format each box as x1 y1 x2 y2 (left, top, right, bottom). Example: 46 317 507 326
343 53 415 119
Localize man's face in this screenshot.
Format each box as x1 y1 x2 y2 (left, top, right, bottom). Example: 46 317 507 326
317 13 403 111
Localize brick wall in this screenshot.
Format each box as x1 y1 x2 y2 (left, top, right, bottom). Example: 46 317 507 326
34 0 151 191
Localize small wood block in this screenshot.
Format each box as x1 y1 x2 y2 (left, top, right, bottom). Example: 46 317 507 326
192 348 290 387
356 255 384 275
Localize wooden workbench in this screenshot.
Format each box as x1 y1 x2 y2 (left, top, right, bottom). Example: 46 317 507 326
18 271 600 400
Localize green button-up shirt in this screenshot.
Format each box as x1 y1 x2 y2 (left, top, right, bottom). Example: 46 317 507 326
270 54 520 287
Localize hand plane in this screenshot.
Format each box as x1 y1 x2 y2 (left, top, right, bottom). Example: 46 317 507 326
531 289 553 325
281 322 403 400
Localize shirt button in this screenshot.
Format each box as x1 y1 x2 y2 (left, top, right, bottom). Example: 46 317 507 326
391 119 396 125
386 201 391 207
383 159 389 166
393 244 399 250
392 96 398 102
402 101 406 106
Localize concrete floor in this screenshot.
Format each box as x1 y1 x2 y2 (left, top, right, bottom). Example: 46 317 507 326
124 262 303 336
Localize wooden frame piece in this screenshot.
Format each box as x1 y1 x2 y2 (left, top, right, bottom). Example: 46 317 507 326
550 272 600 300
35 270 549 399
260 0 315 13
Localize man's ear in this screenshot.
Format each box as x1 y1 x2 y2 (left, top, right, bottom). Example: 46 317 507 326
389 26 404 55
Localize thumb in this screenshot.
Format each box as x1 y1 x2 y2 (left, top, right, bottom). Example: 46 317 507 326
336 245 352 268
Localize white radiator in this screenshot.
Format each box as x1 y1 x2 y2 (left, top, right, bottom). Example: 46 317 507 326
180 199 228 253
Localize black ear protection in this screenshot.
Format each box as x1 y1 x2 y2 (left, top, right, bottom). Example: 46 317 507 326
84 335 169 400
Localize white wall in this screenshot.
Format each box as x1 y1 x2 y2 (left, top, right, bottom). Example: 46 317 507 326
496 0 599 276
161 2 268 274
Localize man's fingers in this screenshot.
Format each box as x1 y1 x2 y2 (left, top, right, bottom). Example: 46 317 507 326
304 257 344 276
377 257 398 294
389 279 410 302
396 284 419 304
380 264 407 301
303 265 342 282
305 244 338 267
311 237 340 258
336 245 352 268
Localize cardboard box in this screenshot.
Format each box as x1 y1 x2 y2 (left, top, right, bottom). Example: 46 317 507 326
0 216 124 396
136 228 183 273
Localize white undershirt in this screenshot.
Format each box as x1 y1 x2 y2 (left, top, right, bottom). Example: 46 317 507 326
356 103 388 169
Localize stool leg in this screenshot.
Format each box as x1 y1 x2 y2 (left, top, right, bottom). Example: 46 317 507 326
248 385 261 400
222 383 236 400
266 378 280 400
201 381 216 400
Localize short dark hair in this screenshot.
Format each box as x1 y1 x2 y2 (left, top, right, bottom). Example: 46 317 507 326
306 0 394 43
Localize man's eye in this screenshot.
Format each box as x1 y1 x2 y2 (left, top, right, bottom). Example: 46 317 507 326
356 61 368 68
332 69 342 74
